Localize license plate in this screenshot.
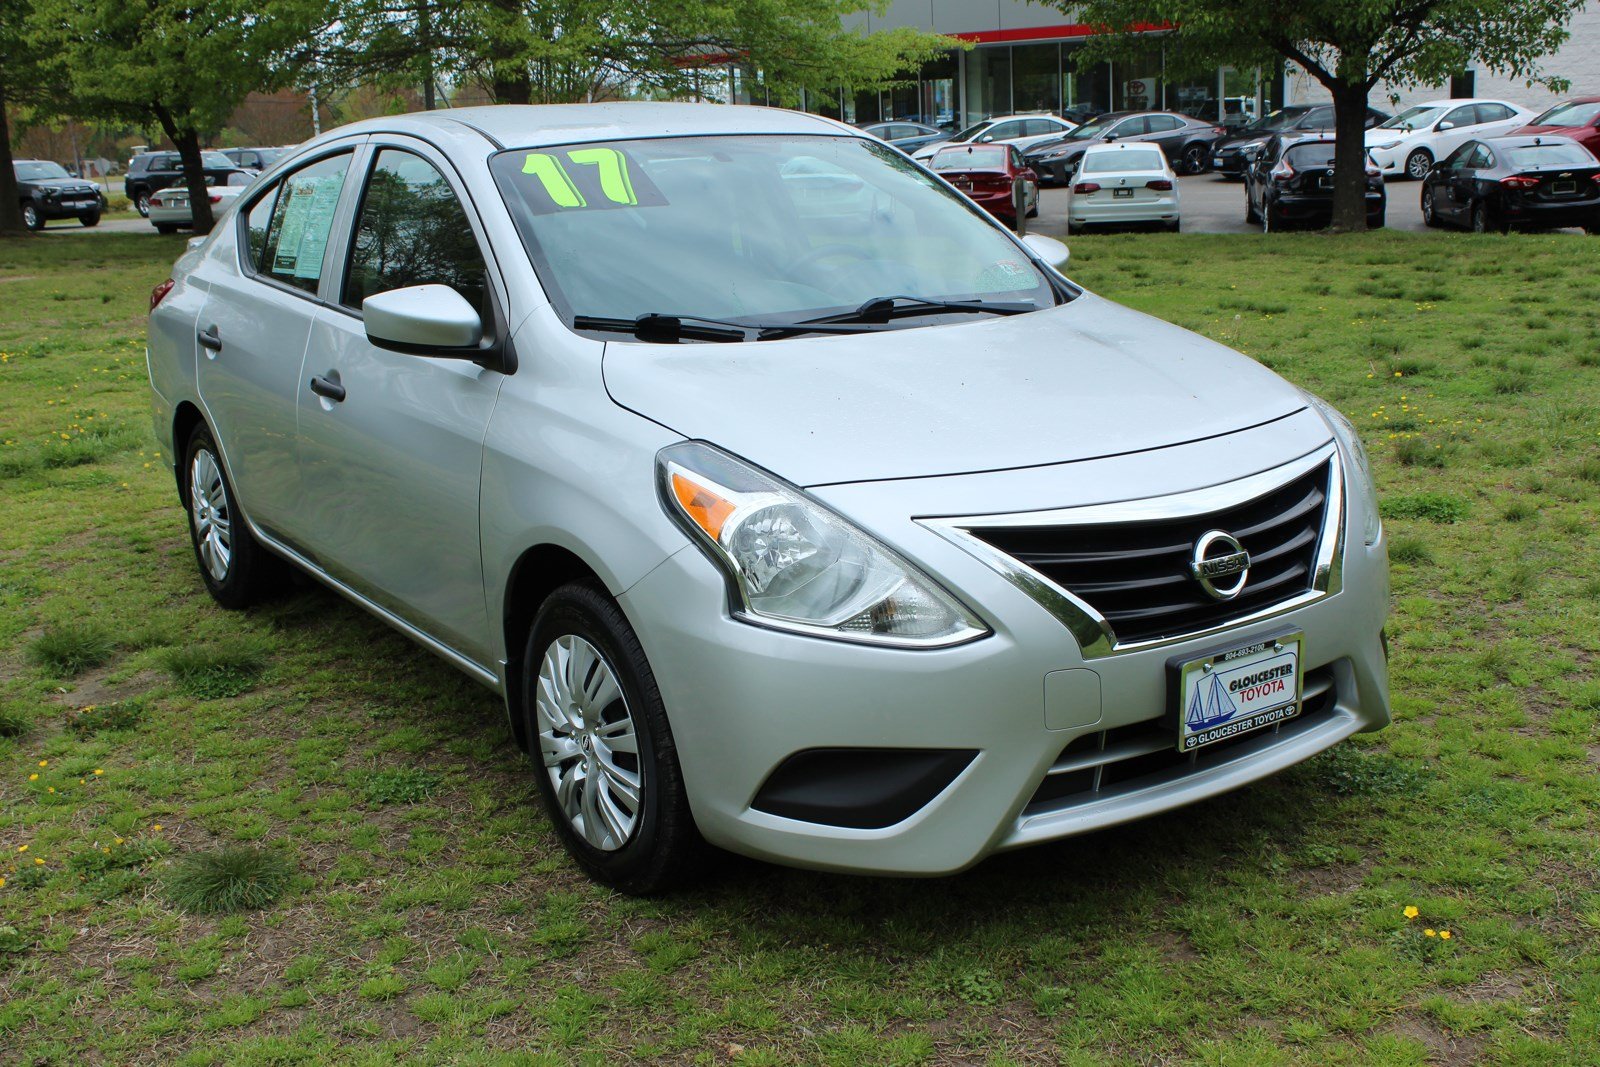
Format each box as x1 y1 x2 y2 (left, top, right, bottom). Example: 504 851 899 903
1173 634 1303 752
1213 157 1223 167
70 199 95 206
1113 188 1134 198
1552 180 1576 194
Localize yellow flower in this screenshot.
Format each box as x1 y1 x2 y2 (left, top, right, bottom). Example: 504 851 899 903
1439 930 1452 940
47 787 55 794
37 760 47 768
152 824 163 832
1403 906 1419 919
1425 928 1437 938
93 769 103 776
0 876 6 888
34 858 44 866
28 773 38 782
15 845 26 853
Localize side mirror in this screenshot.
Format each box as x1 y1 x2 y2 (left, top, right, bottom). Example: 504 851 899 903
977 133 994 143
1437 121 1455 131
364 284 484 355
1021 233 1070 272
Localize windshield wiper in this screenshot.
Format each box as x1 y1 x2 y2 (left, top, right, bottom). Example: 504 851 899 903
779 294 1035 333
572 312 879 343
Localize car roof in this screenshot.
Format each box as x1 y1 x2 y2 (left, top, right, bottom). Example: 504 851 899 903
1410 98 1517 107
307 103 859 154
1480 133 1584 147
1081 141 1166 153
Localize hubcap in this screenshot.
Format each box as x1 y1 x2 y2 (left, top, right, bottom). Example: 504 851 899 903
22 205 37 226
1408 154 1429 179
534 635 641 851
189 449 233 582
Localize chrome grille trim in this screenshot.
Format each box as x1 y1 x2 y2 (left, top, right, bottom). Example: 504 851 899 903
919 445 1344 659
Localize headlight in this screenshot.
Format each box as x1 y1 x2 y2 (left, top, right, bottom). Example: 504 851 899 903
1303 392 1381 546
1371 141 1401 152
657 441 988 647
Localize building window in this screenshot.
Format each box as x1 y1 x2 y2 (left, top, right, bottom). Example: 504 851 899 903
965 46 1012 125
1013 43 1062 115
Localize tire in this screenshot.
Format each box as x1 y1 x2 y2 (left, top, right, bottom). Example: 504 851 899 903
21 202 43 231
155 223 178 234
1420 187 1438 227
80 212 100 228
1470 201 1505 234
1166 218 1182 233
1261 198 1276 233
1244 190 1259 223
181 423 285 609
1180 143 1207 175
522 581 701 894
1369 210 1387 230
1405 149 1432 181
134 191 151 217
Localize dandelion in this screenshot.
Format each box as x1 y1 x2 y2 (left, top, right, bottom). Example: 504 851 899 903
1439 930 1452 940
0 877 6 888
38 760 47 768
28 773 38 782
16 845 27 853
47 787 55 794
93 769 103 776
152 824 163 832
1403 906 1419 919
1425 928 1437 937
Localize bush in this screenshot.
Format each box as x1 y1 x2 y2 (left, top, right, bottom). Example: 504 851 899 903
0 700 33 738
27 623 114 676
163 845 295 914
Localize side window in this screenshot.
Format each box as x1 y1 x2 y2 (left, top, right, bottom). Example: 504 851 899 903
260 152 352 295
1476 103 1513 124
1011 145 1024 168
1304 107 1335 128
1442 104 1478 129
1020 119 1054 137
1146 115 1183 133
1478 147 1495 168
985 121 1024 141
1112 117 1149 137
1445 144 1473 169
242 181 281 272
343 149 489 321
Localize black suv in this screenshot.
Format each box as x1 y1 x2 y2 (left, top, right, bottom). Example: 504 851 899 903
221 147 290 172
1211 106 1390 177
13 160 107 230
125 150 250 217
1023 111 1227 182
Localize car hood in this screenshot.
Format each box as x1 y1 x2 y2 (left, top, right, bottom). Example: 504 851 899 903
602 293 1311 487
1365 127 1420 144
1514 122 1599 141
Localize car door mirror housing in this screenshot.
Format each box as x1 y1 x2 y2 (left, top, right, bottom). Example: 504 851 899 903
1437 121 1455 131
1021 233 1070 272
363 284 485 355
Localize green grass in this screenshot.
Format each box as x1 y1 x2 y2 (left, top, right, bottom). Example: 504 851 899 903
163 845 296 914
2 228 1598 1064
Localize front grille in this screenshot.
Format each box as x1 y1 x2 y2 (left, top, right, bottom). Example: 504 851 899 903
1025 665 1338 816
967 460 1332 645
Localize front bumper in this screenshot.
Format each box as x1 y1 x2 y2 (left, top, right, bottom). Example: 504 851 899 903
621 422 1391 876
37 195 103 219
1502 195 1600 230
1367 144 1409 176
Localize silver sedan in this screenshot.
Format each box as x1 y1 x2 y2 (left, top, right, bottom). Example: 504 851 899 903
146 104 1391 892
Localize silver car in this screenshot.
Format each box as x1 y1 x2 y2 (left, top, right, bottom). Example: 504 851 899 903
146 104 1391 892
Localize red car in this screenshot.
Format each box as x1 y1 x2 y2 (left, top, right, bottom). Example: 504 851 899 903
927 143 1039 227
1511 96 1600 158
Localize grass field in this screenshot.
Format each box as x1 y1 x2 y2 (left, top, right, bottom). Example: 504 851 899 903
2 228 1598 1066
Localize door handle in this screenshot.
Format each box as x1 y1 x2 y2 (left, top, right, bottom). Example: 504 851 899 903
198 325 222 351
309 372 346 403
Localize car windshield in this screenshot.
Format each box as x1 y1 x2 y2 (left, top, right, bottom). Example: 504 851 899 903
946 121 994 145
1377 106 1443 131
1246 110 1305 134
1527 100 1600 128
931 146 1006 170
489 134 1056 330
15 161 71 180
1507 142 1596 167
1080 148 1164 173
1064 115 1119 140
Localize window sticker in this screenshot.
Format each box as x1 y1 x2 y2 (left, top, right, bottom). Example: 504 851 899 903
271 173 344 279
518 147 663 214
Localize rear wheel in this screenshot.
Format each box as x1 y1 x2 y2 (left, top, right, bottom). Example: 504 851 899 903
182 423 285 609
1420 187 1439 227
523 582 701 894
1244 190 1259 223
1166 218 1182 233
1470 201 1504 234
1261 199 1276 233
1180 143 1207 175
21 202 43 231
1405 149 1433 181
155 223 178 234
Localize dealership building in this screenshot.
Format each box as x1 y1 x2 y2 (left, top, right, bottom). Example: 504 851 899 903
733 0 1600 128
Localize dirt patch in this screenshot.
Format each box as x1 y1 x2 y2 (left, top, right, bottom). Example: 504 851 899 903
1385 1015 1488 1065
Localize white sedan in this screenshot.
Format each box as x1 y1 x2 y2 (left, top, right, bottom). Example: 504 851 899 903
147 180 251 234
911 114 1077 162
1365 98 1536 180
1065 142 1181 232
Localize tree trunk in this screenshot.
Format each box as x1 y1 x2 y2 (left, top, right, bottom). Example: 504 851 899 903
1329 82 1371 233
492 70 532 104
0 80 29 236
155 106 216 236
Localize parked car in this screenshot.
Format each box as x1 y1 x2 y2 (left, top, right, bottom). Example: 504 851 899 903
147 180 251 234
222 147 292 172
1211 105 1390 178
927 143 1039 226
1420 135 1600 233
1365 98 1535 180
1510 97 1600 159
125 150 252 217
12 159 107 230
860 121 949 154
1066 142 1181 232
1244 134 1386 231
146 103 1390 892
910 113 1077 161
1025 111 1226 181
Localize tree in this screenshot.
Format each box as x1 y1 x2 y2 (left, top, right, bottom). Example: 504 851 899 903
1 0 65 236
1063 0 1584 230
29 0 326 234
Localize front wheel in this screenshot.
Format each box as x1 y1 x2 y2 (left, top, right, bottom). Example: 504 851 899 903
134 191 151 217
182 423 286 608
1244 189 1259 223
21 202 44 231
523 582 701 894
80 212 101 228
1405 149 1433 181
1421 187 1438 227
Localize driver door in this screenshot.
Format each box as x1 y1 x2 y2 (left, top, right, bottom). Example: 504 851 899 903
1433 104 1484 159
293 141 509 664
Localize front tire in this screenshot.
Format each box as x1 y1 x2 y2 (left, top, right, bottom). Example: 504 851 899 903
134 191 151 217
80 212 100 228
1244 189 1259 223
181 423 284 609
21 202 43 231
523 581 701 894
1405 149 1432 181
1421 187 1438 227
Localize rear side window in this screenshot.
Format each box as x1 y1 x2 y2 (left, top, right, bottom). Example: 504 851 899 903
342 149 489 320
1303 107 1335 127
1477 103 1514 123
259 152 352 294
1146 115 1183 133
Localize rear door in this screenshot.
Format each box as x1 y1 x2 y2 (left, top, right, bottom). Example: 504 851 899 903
194 145 361 541
293 139 507 662
1144 114 1188 155
1441 142 1486 222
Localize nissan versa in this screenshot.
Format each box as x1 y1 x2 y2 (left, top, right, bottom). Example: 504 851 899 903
146 104 1391 892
